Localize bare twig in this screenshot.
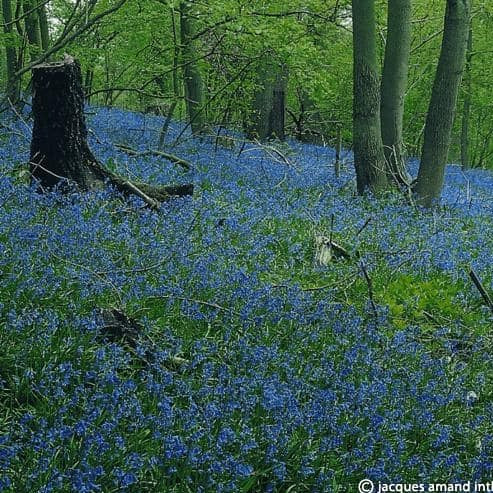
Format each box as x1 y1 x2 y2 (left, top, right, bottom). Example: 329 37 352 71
360 262 379 322
355 217 372 237
45 244 124 306
469 268 493 314
328 213 335 256
30 157 75 184
150 294 252 322
171 55 258 147
250 10 336 22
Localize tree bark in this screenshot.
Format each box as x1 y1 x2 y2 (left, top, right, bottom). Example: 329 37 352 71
84 69 94 103
159 5 181 149
380 0 412 186
180 0 206 135
23 0 41 61
460 23 473 170
2 0 20 106
37 1 50 51
30 56 193 206
352 0 388 194
269 67 287 141
415 0 471 207
297 90 325 145
248 59 287 142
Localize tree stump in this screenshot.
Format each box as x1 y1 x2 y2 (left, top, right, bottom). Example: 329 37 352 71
29 55 193 206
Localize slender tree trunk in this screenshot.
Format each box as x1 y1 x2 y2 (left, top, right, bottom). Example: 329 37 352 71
380 0 412 186
461 23 473 170
297 90 325 145
14 0 23 38
249 61 274 141
415 0 471 207
179 0 206 135
23 0 41 61
37 1 50 51
335 123 342 178
2 0 21 106
269 66 287 141
248 60 287 141
30 56 193 205
352 0 388 194
103 51 114 106
159 6 181 148
84 68 94 103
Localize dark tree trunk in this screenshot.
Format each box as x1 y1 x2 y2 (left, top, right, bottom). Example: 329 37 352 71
30 56 193 206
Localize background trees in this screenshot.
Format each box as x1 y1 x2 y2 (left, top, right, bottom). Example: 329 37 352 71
1 0 492 198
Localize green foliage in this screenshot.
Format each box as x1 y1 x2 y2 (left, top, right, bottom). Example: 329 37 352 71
383 273 486 332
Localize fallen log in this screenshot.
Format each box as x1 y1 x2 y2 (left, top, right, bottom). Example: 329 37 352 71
29 55 193 205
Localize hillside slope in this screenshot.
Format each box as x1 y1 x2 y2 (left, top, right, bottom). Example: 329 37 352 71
1 108 493 492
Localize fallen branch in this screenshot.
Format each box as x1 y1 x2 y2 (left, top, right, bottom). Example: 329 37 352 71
123 181 160 210
115 143 193 171
253 139 293 167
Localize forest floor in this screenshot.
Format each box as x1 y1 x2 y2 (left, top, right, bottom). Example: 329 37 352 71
1 107 493 492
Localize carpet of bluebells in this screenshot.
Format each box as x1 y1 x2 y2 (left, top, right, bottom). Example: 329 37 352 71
1 107 493 492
